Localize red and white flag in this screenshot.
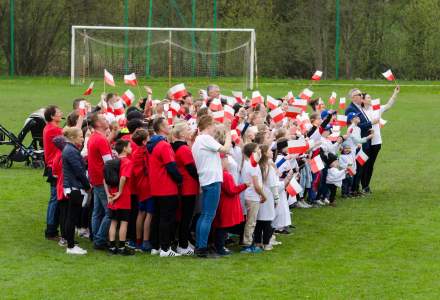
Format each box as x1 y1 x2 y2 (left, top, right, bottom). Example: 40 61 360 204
200 89 208 101
225 96 236 107
329 92 336 105
224 105 235 120
327 131 340 142
167 110 174 125
170 101 181 116
285 105 302 119
78 101 87 116
169 83 187 100
311 70 323 81
266 95 279 110
382 69 395 81
292 98 308 112
309 155 325 174
236 122 246 134
231 129 240 144
288 139 308 154
83 82 94 96
299 88 313 101
209 98 223 111
339 97 346 110
371 99 381 111
251 91 263 107
336 115 347 127
124 73 138 86
121 89 135 106
250 151 261 167
104 69 115 87
317 98 325 110
269 107 285 123
356 150 369 166
347 166 356 176
116 115 127 128
113 99 125 116
212 110 224 123
286 177 303 197
287 91 295 104
379 118 387 128
232 91 244 104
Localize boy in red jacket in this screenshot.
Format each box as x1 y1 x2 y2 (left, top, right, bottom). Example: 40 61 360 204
105 139 134 255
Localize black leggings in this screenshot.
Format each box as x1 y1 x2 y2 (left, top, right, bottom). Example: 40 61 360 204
150 196 179 251
64 190 83 248
362 144 381 189
178 195 196 249
253 220 273 245
214 222 245 250
328 184 337 203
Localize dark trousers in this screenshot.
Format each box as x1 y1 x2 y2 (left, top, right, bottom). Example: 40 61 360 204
58 201 68 239
361 144 381 189
342 175 353 196
253 220 273 245
64 190 83 248
150 196 179 251
214 222 245 250
316 168 329 200
352 160 364 193
127 195 139 242
328 184 337 203
179 195 196 248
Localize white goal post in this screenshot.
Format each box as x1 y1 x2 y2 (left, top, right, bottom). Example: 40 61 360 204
71 26 257 89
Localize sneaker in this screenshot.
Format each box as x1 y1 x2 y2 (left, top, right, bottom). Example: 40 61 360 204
119 246 135 256
78 228 90 239
240 245 254 254
160 248 181 257
301 201 312 208
58 238 67 247
126 241 136 250
270 236 282 246
251 245 263 253
176 246 194 256
240 245 263 254
187 242 195 250
216 247 232 256
150 248 161 256
138 241 153 253
323 198 330 204
263 244 274 251
66 245 87 255
108 247 118 255
316 200 325 206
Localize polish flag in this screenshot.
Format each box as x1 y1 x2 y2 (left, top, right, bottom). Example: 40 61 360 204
267 95 279 110
269 107 285 123
311 70 323 81
209 98 223 111
356 150 369 166
287 91 295 104
231 129 240 144
329 92 336 105
169 83 187 100
78 101 87 116
224 105 235 120
288 139 308 154
327 131 340 142
121 89 135 106
299 88 313 101
212 110 225 123
113 100 125 116
336 115 347 127
251 91 263 107
83 82 94 96
124 73 138 86
236 122 246 134
286 177 303 197
293 98 308 112
104 69 115 87
250 151 261 167
347 166 356 176
380 118 387 128
309 155 325 174
200 89 208 101
339 97 346 110
382 69 395 81
167 110 174 125
170 101 181 116
317 98 325 110
371 99 381 111
285 105 302 119
116 115 127 128
232 91 244 104
225 96 237 107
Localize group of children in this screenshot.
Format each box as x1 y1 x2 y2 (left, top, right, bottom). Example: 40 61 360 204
42 83 398 257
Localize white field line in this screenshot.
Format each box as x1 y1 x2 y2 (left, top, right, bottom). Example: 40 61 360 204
257 82 440 87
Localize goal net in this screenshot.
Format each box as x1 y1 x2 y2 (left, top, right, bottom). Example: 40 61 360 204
71 26 256 90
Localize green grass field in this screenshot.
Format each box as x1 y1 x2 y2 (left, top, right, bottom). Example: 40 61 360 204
1 77 439 299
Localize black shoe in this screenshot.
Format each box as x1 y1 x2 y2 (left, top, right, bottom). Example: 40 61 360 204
289 224 296 229
94 243 108 251
108 247 118 255
363 187 372 194
119 246 135 256
216 247 232 256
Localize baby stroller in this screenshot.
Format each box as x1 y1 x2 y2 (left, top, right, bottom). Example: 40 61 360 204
0 110 46 169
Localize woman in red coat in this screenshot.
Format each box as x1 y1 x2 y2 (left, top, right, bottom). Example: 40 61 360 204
213 155 249 255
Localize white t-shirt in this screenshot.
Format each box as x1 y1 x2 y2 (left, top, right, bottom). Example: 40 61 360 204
241 160 263 202
192 134 223 186
258 166 278 221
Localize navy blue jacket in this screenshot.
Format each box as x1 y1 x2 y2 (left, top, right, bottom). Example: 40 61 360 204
345 102 372 138
62 142 90 190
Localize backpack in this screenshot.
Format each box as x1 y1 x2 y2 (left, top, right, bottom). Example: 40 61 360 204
104 158 121 188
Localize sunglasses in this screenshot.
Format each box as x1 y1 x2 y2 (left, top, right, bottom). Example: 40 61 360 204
353 93 362 97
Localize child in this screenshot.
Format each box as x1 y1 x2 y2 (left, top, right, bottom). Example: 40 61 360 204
326 153 347 207
339 142 355 198
240 143 266 253
105 139 134 255
213 154 248 255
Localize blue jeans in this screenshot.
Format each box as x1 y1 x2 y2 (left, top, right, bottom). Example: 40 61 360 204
92 185 110 246
45 183 59 237
195 182 221 249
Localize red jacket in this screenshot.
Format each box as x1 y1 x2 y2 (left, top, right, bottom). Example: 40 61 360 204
52 150 67 201
213 170 246 228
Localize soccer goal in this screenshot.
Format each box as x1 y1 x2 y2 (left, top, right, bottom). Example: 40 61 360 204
71 26 257 90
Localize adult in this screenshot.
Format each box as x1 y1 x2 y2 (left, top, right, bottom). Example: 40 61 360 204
192 115 231 258
361 86 400 193
87 114 113 249
147 117 183 257
42 105 63 239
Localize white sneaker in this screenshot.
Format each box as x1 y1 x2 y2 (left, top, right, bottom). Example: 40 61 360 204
78 228 90 239
187 242 195 250
176 246 194 256
296 201 306 208
150 249 161 256
316 200 325 206
270 236 282 246
58 238 67 247
323 198 330 205
301 201 312 208
160 248 181 257
66 245 87 255
263 244 274 251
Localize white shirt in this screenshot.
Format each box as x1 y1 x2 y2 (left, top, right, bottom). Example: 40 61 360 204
241 160 263 202
258 166 278 221
320 137 340 155
326 167 346 187
192 134 223 186
339 153 356 174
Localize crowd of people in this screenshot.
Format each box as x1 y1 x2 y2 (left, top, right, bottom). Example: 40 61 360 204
42 82 399 257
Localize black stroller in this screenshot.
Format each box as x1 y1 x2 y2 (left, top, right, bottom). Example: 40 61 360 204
0 109 46 169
